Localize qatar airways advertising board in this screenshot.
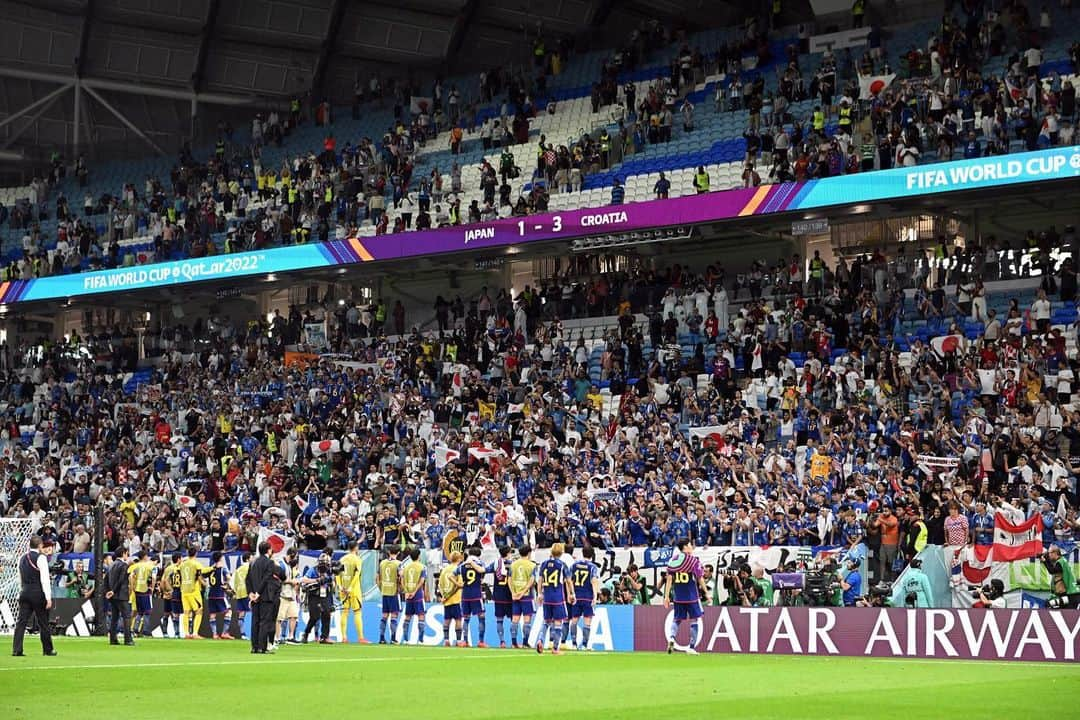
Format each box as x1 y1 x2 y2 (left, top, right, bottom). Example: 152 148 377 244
633 606 1080 662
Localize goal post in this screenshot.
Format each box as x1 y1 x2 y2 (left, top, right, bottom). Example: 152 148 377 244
0 518 34 635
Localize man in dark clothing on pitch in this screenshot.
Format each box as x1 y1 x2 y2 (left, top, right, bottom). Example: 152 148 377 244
247 541 286 653
11 536 56 657
104 547 134 645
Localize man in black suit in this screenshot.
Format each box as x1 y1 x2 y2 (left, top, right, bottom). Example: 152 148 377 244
247 541 285 654
11 536 56 657
104 547 134 646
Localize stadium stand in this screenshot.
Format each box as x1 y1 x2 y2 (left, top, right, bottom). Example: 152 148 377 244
0 1 1076 273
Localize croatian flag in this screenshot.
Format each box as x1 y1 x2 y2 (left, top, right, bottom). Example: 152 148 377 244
858 72 896 99
1004 75 1024 104
972 514 1045 563
295 494 319 516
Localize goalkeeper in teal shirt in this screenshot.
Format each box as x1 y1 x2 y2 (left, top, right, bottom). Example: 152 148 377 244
898 558 934 608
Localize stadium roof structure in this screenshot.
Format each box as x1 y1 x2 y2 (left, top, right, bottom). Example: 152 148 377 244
0 0 748 167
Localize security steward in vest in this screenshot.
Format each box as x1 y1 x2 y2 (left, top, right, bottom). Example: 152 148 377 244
812 106 825 136
599 129 611 169
11 536 56 657
837 100 852 135
693 166 710 194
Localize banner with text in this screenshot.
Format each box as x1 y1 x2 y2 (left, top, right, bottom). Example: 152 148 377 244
633 606 1080 662
2 147 1074 304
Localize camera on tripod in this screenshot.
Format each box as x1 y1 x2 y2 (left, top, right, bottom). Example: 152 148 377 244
802 560 841 606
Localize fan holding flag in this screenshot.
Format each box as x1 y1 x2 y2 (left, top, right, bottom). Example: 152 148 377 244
858 72 895 100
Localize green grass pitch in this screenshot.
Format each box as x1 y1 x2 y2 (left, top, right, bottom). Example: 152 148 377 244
2 638 1078 719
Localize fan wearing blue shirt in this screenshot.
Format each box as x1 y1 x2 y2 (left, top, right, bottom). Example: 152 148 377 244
971 502 994 545
668 508 690 543
424 516 445 550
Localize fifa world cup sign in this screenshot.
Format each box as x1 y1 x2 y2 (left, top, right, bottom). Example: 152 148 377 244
633 606 1080 662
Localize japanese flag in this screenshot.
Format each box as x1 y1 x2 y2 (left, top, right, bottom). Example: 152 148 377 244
433 445 460 469
178 495 197 509
310 439 341 457
700 484 717 508
859 73 896 99
257 527 295 559
468 446 505 462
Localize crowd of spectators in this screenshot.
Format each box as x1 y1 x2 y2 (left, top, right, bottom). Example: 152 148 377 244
2 220 1079 603
706 1 1078 188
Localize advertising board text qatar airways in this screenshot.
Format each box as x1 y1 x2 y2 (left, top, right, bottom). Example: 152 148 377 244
632 606 1080 662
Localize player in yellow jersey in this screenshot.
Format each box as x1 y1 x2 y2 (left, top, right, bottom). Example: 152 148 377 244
439 551 464 647
399 547 427 645
127 559 138 614
232 552 252 640
378 547 401 644
130 551 156 637
178 547 212 638
159 552 183 638
336 541 368 644
509 544 537 648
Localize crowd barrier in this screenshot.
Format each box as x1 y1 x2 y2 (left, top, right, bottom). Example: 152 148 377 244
48 598 1078 662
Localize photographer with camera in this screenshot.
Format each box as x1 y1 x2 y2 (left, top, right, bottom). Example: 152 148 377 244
61 559 94 599
300 553 338 644
721 564 753 606
839 556 863 607
1043 546 1080 609
975 579 1007 609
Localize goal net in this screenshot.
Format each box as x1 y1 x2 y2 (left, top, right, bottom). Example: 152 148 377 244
0 518 34 635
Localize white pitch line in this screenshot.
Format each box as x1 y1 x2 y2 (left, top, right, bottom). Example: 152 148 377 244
0 650 551 673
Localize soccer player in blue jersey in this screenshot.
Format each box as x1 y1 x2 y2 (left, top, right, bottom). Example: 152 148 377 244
490 546 513 648
457 546 489 648
569 546 601 650
664 538 707 655
206 551 234 639
536 543 575 655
